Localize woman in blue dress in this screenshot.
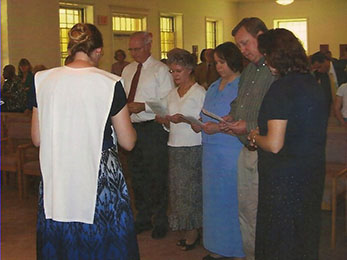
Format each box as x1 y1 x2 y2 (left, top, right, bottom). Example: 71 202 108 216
191 42 245 260
31 23 139 260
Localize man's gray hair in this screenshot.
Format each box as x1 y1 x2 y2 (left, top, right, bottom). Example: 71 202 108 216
131 31 153 44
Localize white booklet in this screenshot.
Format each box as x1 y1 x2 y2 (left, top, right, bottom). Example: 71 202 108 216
181 115 204 126
146 100 168 117
201 108 225 122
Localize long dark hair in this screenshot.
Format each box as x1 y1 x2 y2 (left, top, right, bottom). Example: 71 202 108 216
18 58 32 78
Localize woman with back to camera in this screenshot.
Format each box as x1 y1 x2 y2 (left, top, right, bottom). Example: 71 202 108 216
248 28 328 260
31 23 139 259
156 48 205 251
191 42 245 260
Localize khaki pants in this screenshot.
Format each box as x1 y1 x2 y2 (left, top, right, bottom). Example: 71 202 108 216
238 147 258 260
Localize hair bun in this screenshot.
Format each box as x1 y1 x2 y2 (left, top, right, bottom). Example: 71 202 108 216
69 23 91 46
67 23 103 57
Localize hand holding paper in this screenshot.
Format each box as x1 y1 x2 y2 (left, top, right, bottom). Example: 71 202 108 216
202 108 225 122
181 115 204 126
146 100 168 117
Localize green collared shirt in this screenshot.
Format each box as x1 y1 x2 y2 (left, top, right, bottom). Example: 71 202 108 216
229 57 276 145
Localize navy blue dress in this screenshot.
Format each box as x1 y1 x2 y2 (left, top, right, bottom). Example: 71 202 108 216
255 73 328 260
34 81 140 260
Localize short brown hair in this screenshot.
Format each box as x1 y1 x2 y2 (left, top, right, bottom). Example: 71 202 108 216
214 42 243 73
258 28 310 76
310 51 328 64
68 23 103 57
232 17 268 37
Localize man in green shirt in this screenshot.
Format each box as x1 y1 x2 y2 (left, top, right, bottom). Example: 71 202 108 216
220 17 275 260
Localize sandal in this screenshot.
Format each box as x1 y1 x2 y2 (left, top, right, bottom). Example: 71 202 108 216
181 235 200 251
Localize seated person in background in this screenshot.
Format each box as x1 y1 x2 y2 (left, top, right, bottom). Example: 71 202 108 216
1 64 27 112
111 49 130 76
195 49 219 89
33 65 47 74
18 58 34 93
335 82 347 127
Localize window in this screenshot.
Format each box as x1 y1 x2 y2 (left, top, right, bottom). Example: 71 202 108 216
274 18 308 52
206 20 217 49
59 3 93 66
205 18 223 51
112 15 145 32
59 7 84 65
160 16 175 59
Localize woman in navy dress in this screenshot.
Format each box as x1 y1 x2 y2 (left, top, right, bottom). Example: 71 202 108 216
192 42 245 260
249 29 328 260
31 23 139 260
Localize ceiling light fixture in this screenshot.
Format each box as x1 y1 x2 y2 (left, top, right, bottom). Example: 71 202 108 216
276 0 294 5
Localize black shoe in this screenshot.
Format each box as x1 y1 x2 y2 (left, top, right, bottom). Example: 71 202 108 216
151 225 168 239
134 221 152 234
181 235 200 251
176 239 186 246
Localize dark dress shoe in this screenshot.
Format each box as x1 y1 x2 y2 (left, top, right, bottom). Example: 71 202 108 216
134 221 152 234
151 225 168 239
176 239 186 246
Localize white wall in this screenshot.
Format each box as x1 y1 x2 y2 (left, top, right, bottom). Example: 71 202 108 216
2 0 238 71
2 0 347 72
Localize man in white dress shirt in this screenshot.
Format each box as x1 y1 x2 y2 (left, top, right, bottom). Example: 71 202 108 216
122 31 174 239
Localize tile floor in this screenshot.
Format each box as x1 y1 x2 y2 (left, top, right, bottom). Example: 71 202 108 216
1 176 346 260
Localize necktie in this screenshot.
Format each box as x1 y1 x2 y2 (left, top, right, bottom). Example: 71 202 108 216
328 72 337 103
127 63 142 103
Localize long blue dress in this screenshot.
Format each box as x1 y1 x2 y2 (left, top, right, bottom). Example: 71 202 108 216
201 78 245 258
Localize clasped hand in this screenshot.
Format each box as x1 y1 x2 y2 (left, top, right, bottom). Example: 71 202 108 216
247 127 259 148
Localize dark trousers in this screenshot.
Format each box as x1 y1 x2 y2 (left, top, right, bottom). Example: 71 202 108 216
128 120 169 227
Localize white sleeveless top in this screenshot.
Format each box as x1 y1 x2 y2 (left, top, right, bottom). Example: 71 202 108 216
35 66 121 224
